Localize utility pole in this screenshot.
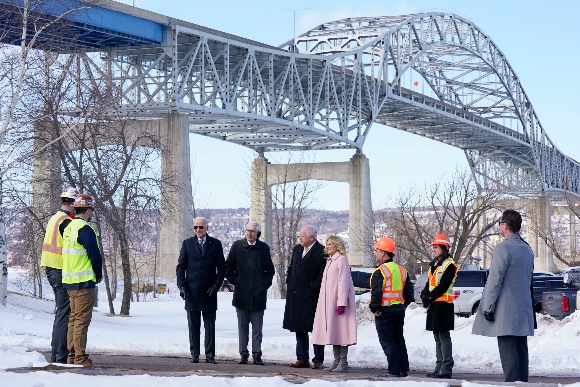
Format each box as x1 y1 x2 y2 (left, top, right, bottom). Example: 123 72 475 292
284 8 307 52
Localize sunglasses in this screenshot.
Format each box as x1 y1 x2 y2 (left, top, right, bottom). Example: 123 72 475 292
193 226 205 230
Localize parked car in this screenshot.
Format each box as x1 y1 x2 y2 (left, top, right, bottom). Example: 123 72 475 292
560 266 580 276
532 276 573 312
415 270 488 317
541 271 580 319
533 270 556 277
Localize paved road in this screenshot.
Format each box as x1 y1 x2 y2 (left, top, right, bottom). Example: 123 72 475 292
8 353 578 386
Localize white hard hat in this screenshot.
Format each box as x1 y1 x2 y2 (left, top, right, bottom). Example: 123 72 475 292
61 187 80 200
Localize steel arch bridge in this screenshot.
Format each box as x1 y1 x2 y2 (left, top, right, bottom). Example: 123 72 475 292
4 1 578 198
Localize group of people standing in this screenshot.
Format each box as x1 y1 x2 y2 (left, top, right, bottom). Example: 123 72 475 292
42 188 102 366
174 209 536 383
42 194 535 383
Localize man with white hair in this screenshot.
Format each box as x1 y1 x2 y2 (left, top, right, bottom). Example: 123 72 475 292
176 217 225 364
283 225 326 369
225 221 275 366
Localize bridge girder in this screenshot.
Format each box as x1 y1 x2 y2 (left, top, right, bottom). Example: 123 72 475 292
39 10 580 198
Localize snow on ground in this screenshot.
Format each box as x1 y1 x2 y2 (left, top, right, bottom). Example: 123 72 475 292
1 268 580 386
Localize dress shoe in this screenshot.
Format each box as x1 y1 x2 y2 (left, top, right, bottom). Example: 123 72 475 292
400 372 408 377
311 362 324 370
289 360 310 368
253 356 265 365
206 358 218 364
431 372 452 379
377 373 400 377
426 370 440 377
190 356 199 363
239 354 249 364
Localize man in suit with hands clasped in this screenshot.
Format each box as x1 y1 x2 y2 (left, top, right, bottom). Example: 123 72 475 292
176 217 226 364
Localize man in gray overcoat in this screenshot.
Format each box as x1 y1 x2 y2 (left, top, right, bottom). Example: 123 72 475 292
472 209 535 382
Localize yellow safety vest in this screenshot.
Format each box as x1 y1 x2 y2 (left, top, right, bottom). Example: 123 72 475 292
62 218 97 285
40 211 73 269
371 261 407 306
428 257 457 303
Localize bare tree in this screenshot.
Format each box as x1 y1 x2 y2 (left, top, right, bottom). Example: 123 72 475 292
388 168 504 277
0 0 102 303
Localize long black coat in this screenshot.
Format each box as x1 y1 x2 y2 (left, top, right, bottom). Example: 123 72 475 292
422 257 458 331
176 235 226 312
225 238 275 311
282 241 326 332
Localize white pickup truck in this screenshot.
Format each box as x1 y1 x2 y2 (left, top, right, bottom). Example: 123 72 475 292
415 270 488 317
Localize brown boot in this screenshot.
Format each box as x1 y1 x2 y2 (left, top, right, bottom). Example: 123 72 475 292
289 359 310 368
78 357 93 367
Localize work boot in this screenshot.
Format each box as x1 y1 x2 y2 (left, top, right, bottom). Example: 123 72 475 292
326 345 341 371
331 346 348 373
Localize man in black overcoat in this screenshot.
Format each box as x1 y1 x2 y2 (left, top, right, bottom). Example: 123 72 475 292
283 225 326 369
176 216 225 364
225 221 275 366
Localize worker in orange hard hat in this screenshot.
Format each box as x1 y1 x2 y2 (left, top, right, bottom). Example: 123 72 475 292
421 233 458 379
369 237 414 378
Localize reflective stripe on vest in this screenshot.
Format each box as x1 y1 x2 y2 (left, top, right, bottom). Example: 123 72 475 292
62 218 96 285
375 261 407 306
428 257 457 303
40 212 71 269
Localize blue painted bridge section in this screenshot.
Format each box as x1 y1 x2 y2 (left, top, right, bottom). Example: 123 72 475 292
0 0 163 49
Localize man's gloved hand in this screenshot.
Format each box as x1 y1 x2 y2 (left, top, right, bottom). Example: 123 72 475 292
336 306 345 315
207 285 219 298
484 311 495 322
179 286 190 300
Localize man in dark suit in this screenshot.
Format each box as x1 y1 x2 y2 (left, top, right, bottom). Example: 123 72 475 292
283 225 326 369
176 216 226 364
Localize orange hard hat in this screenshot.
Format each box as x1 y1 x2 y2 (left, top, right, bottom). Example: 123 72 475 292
430 234 452 248
374 237 396 253
73 194 95 208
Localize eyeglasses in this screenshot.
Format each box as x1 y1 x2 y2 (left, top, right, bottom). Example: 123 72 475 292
245 229 257 234
193 226 205 230
498 220 506 225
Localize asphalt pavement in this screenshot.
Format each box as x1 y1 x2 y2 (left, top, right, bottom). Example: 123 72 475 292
7 353 578 386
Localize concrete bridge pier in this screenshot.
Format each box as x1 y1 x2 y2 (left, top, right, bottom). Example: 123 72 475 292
527 195 556 272
32 121 62 221
158 113 194 280
249 151 374 267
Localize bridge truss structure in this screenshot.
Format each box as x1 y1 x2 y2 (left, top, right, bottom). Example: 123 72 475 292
3 1 578 198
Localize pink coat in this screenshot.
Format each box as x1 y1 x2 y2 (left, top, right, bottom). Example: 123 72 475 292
312 253 357 345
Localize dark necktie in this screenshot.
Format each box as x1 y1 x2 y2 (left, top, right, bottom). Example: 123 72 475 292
199 239 205 256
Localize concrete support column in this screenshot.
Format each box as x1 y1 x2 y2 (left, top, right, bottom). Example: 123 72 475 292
249 152 374 267
529 195 555 271
159 113 193 280
570 210 577 257
347 152 373 267
31 121 62 219
250 154 272 247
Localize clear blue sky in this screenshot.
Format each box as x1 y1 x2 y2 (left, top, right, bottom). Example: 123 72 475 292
116 0 580 211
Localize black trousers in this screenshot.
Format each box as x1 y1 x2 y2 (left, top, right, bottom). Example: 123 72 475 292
497 335 528 382
375 308 409 376
186 310 216 359
46 267 70 363
295 332 324 363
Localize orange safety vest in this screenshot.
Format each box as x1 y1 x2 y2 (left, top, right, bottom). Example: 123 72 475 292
372 261 407 306
40 211 73 269
428 257 457 303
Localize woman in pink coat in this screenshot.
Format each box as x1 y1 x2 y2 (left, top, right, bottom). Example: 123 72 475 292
312 235 357 372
